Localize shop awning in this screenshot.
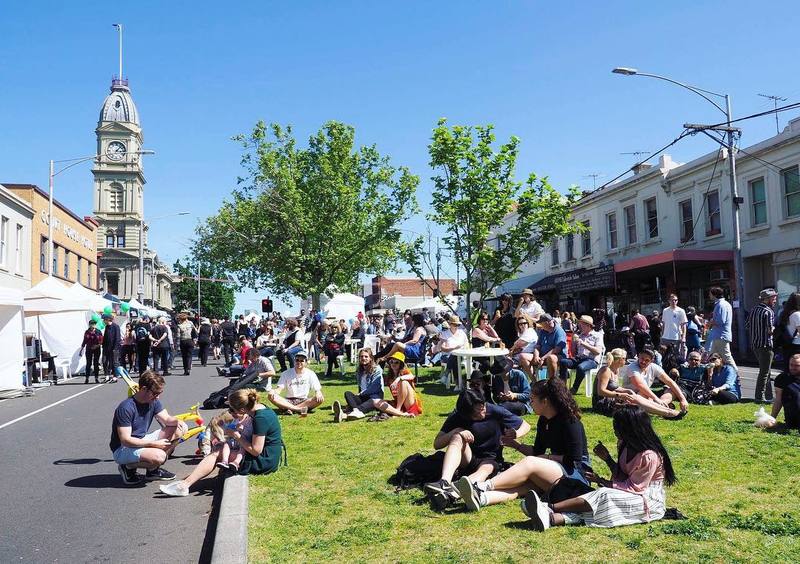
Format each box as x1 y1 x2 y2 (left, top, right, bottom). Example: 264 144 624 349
495 272 547 295
529 264 616 294
613 249 734 273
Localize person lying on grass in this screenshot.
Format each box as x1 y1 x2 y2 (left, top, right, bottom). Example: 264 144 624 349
618 348 689 419
424 387 531 511
454 378 591 512
160 389 283 497
520 404 675 531
267 351 324 415
332 348 385 422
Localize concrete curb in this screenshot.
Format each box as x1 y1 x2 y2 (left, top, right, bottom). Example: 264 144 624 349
211 474 248 564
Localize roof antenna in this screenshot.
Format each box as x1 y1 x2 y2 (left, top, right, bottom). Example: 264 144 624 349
758 93 787 134
582 173 604 190
112 23 123 82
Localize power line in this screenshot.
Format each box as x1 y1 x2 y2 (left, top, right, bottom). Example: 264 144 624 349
758 93 788 134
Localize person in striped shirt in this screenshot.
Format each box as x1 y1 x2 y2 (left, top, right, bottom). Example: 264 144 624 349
746 288 778 403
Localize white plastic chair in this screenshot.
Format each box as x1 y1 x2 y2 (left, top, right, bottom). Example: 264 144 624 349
585 368 599 398
54 359 71 381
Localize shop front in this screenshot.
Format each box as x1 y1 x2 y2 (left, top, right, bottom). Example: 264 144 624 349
529 264 616 316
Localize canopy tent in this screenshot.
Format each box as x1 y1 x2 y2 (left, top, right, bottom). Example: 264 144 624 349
0 287 25 392
323 293 365 321
66 283 113 312
407 296 457 314
243 312 260 323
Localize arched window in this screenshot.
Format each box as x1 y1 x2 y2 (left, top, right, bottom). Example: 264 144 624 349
108 183 124 212
117 228 126 248
106 231 116 248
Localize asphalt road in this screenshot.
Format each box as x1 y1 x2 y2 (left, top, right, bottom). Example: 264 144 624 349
0 356 232 564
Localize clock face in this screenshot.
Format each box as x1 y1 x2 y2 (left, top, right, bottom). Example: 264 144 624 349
106 141 127 161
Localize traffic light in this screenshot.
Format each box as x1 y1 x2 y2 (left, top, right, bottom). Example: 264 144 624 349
261 298 273 313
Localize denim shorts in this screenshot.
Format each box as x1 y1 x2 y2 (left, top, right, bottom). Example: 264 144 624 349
112 429 161 465
559 462 590 485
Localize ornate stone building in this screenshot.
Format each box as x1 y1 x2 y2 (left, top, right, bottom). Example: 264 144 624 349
93 77 174 308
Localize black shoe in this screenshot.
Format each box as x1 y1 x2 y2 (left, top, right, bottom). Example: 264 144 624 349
119 464 142 485
184 371 190 375
163 372 172 376
216 367 225 377
145 468 176 481
423 479 452 497
569 387 579 395
430 490 458 511
95 378 100 384
85 378 89 384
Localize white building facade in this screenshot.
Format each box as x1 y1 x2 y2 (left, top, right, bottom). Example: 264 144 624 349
0 184 34 290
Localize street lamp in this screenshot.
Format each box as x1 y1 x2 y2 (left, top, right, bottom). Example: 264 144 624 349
48 150 155 279
139 211 190 303
612 66 747 355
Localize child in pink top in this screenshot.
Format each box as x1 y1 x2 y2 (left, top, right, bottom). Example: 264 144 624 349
520 405 676 530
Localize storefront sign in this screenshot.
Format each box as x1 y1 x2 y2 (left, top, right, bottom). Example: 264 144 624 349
40 210 94 250
553 265 616 295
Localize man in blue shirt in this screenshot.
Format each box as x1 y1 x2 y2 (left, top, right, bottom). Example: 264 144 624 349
533 314 567 379
707 286 737 370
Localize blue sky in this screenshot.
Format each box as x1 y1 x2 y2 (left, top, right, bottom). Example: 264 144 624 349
2 1 799 314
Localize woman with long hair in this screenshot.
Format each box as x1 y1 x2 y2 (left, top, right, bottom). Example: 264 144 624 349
455 378 591 512
777 292 800 370
521 405 675 531
376 313 427 363
593 348 636 417
373 351 421 418
332 348 384 422
492 293 517 348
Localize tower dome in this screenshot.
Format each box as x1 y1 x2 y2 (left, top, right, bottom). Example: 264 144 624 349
99 78 139 125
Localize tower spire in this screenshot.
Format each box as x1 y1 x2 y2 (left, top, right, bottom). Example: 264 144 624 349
112 23 123 81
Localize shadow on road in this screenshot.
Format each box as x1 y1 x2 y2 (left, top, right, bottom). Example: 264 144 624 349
54 458 113 465
65 474 146 489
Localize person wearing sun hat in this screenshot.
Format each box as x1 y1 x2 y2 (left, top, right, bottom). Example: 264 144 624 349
515 288 544 323
433 314 468 385
365 350 422 419
559 315 604 394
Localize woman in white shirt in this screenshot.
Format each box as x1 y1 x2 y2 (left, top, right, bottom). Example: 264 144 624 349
509 316 538 379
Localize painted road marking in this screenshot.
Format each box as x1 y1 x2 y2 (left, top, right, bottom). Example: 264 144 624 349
0 383 105 431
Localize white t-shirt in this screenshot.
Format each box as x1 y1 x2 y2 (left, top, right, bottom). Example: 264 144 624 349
439 328 468 351
275 367 321 399
619 360 668 389
517 300 544 320
789 311 800 345
661 306 688 341
518 327 539 354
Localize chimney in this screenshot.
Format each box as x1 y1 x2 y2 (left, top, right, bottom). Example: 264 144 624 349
631 162 653 175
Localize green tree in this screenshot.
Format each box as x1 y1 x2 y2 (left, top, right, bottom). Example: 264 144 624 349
402 118 581 328
172 257 236 319
197 121 419 309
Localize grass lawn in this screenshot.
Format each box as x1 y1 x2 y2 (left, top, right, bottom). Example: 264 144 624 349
248 362 800 563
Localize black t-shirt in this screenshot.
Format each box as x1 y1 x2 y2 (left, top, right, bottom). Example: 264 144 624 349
150 325 169 349
531 412 590 472
495 312 516 349
775 371 800 428
439 403 523 460
109 396 163 452
220 321 236 340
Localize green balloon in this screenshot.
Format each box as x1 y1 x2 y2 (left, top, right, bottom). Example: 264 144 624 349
103 305 113 315
91 313 101 323
96 321 106 332
120 302 131 313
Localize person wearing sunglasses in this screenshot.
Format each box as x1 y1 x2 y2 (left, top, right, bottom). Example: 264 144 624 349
509 316 538 379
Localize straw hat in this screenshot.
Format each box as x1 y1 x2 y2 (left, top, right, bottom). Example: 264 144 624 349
578 315 594 327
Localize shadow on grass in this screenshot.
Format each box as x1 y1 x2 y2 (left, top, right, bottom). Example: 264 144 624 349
418 384 458 397
503 519 536 530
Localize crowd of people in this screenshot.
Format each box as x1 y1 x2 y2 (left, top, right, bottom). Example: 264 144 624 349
105 286 800 533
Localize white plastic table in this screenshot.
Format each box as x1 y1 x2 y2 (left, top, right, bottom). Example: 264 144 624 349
450 347 509 391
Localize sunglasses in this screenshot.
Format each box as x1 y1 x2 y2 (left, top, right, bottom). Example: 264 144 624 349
517 322 528 326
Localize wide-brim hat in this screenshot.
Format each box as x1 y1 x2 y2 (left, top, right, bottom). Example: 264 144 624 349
522 288 534 296
578 315 594 327
447 314 461 325
489 356 513 376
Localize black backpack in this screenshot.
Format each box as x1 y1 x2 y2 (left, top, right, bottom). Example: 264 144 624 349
388 452 446 491
773 321 791 349
202 387 230 409
135 324 150 342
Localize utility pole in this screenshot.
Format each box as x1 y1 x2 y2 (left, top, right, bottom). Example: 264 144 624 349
758 93 787 135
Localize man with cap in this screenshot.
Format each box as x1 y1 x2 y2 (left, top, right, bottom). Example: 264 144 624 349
515 289 543 323
267 350 324 415
746 288 778 403
489 357 531 415
559 315 604 394
531 314 567 379
102 312 121 383
79 318 104 384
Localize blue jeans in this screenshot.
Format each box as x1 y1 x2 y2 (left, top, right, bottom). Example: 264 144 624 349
559 357 598 390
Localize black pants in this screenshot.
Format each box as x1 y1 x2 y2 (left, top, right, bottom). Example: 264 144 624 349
180 339 194 373
85 348 101 380
222 339 235 367
325 350 341 378
497 400 528 416
136 342 150 373
102 348 119 376
121 345 135 372
152 347 169 374
712 390 739 404
344 390 379 414
198 341 210 366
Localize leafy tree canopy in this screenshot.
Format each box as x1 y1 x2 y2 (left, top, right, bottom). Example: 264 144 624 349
172 257 236 319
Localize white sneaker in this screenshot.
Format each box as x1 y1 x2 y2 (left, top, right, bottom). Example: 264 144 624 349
521 490 550 531
346 408 365 420
159 481 189 497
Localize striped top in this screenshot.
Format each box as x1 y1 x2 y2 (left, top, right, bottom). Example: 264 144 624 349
746 302 774 349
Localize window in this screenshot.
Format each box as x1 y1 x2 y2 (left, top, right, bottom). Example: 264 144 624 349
40 237 47 273
750 177 767 226
781 165 800 218
705 190 721 236
644 198 658 238
52 245 59 275
15 224 22 273
117 230 126 248
680 199 694 243
106 232 115 248
581 221 591 256
77 257 82 284
566 233 575 261
109 184 124 212
624 205 637 245
0 216 7 267
551 240 560 265
607 212 618 249
64 250 70 279
88 263 93 289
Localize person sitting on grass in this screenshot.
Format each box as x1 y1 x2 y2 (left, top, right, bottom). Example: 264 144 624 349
218 347 275 382
110 371 188 486
619 348 689 419
769 353 800 429
423 388 531 511
490 356 531 416
454 378 591 512
332 348 384 422
509 316 538 379
160 389 284 497
668 351 707 397
593 348 637 417
703 353 741 405
521 405 675 531
351 351 422 421
267 351 323 415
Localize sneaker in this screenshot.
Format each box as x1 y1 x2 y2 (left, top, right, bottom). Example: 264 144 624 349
159 481 190 497
430 490 457 511
216 462 229 470
216 367 226 376
118 464 142 485
145 467 176 481
455 477 484 512
346 408 365 421
333 400 344 423
423 479 452 497
521 490 550 531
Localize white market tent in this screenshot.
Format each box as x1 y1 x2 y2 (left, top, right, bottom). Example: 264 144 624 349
66 283 113 312
0 287 25 392
407 296 457 314
323 293 365 321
